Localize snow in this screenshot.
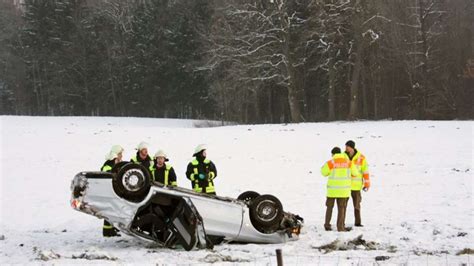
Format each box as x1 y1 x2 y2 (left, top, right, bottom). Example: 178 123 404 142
0 116 473 265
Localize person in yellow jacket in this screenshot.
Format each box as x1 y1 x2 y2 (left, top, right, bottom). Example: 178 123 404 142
100 145 124 237
150 150 178 187
345 140 370 227
186 144 217 195
321 147 358 232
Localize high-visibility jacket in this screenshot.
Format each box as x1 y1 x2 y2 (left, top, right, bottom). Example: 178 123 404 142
101 160 115 172
321 153 356 198
130 154 154 173
347 150 370 191
151 163 177 186
185 158 217 194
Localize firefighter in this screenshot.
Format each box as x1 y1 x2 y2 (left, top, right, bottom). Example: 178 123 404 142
151 150 177 187
321 147 357 232
186 144 217 195
131 141 153 172
345 140 370 227
101 145 123 237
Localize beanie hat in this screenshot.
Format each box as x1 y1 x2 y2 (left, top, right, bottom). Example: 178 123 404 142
345 140 355 149
331 147 341 155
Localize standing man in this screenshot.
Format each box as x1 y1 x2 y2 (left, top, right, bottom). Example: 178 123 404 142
101 145 123 172
186 144 217 195
101 145 124 237
321 147 355 232
345 140 370 227
131 141 153 173
151 150 177 187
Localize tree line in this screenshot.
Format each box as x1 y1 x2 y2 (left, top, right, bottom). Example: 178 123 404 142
1 0 472 123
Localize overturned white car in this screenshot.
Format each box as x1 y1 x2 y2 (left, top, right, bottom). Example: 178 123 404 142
70 162 303 250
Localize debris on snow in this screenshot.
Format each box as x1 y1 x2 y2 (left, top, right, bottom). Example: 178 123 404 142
387 245 397 253
200 253 251 263
432 229 441 235
457 232 468 237
313 235 380 253
36 249 61 261
456 248 474 256
0 235 5 240
375 255 390 261
72 250 117 261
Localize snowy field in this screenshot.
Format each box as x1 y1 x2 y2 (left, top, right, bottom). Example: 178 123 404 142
0 116 473 265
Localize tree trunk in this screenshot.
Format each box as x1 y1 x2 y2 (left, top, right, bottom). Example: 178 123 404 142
348 42 363 120
328 63 336 121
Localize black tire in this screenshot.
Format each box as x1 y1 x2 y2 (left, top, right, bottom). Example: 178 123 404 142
111 161 129 174
249 194 284 232
237 191 260 204
113 163 151 202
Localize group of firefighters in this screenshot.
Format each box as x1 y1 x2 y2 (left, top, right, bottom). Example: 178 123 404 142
99 139 370 237
100 141 217 237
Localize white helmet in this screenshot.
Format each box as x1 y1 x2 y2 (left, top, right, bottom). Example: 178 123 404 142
194 144 207 155
136 141 149 151
111 145 124 154
154 150 167 159
105 151 118 161
105 145 123 160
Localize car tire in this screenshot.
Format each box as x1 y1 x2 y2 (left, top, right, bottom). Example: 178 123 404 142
249 194 284 232
237 191 260 204
113 163 151 202
111 161 129 174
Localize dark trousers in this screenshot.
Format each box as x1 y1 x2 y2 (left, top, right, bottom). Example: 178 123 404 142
324 197 348 231
351 190 362 225
103 220 118 236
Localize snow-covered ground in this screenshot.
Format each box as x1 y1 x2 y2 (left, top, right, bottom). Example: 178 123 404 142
0 116 472 265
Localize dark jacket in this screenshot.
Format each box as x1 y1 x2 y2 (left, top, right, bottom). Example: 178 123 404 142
101 160 115 172
131 152 153 169
151 162 177 186
185 155 217 194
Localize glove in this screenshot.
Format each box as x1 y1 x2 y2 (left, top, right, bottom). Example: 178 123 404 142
363 187 369 192
198 173 206 180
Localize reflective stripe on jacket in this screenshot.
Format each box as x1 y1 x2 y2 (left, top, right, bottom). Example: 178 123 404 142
151 163 177 186
321 153 356 198
186 158 216 194
348 151 370 191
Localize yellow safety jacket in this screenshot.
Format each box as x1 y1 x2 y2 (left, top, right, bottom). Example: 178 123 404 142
321 153 357 198
348 151 370 191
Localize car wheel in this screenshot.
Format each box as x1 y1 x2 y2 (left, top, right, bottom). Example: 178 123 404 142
113 163 151 202
249 194 284 232
237 191 260 204
111 161 129 174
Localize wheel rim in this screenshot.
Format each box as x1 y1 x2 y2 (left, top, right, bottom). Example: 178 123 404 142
256 200 278 222
122 169 145 192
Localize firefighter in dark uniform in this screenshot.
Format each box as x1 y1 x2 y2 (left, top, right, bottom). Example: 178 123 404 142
186 144 218 195
130 141 153 174
151 150 177 186
101 145 123 237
